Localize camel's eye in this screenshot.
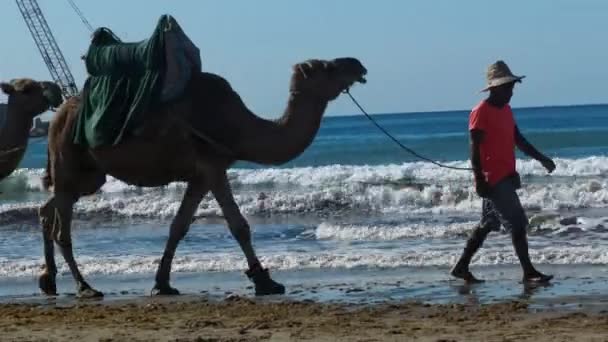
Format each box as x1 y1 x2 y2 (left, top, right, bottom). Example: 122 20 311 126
21 84 37 94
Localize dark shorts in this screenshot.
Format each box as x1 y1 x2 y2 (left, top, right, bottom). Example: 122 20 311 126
480 177 528 233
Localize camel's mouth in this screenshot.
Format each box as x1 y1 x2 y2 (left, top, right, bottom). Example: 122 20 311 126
350 71 366 86
357 65 368 84
331 57 367 86
41 82 64 109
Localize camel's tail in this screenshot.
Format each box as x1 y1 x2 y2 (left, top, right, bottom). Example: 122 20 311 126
42 146 53 190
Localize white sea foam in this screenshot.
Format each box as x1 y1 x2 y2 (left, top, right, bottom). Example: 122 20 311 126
314 216 608 241
6 156 608 191
0 157 606 220
230 156 608 185
315 222 475 241
3 244 608 278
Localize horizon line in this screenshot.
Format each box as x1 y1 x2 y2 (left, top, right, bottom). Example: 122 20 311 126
1 101 607 121
329 102 608 118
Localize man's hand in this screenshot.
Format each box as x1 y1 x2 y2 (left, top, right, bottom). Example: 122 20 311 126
475 177 492 198
540 157 556 173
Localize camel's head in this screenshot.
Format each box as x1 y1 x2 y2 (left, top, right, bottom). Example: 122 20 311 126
290 57 367 101
0 79 63 117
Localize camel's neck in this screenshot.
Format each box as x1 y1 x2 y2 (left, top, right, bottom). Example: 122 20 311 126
0 102 34 178
0 103 33 149
237 92 328 165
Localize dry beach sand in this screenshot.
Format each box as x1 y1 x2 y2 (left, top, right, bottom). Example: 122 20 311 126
1 294 608 342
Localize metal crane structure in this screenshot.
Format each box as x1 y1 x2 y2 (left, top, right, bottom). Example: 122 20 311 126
15 0 81 98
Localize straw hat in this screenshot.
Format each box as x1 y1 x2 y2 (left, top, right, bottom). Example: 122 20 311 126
481 60 525 92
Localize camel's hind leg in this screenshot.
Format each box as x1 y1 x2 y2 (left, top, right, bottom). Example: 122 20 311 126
57 193 103 297
38 173 106 298
211 171 285 296
153 181 209 295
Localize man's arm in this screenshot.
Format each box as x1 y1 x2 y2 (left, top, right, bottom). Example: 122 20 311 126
470 129 485 182
515 126 547 161
515 126 556 172
470 129 491 197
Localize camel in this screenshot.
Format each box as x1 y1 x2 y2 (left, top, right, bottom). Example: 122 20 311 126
0 80 62 181
5 57 367 298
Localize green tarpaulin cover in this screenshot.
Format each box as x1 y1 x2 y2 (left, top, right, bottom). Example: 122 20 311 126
73 14 199 147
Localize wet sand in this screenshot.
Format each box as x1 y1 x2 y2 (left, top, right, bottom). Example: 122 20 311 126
3 264 608 305
2 265 608 341
1 295 608 342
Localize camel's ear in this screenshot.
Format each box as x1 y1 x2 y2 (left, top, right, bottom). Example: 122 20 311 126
294 63 309 79
0 82 14 95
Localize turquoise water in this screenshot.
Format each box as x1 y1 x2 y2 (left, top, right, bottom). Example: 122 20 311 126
20 104 608 170
2 104 608 298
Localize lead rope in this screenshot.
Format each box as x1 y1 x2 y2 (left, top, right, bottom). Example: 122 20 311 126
344 89 472 171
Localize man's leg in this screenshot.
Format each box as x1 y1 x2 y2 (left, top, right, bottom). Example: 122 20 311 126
451 199 500 283
490 179 552 283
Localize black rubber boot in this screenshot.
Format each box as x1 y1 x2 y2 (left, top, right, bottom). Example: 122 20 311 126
451 225 492 283
246 267 285 296
512 231 553 284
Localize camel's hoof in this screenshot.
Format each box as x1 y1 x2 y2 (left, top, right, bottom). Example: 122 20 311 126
38 273 57 296
77 287 104 299
151 284 180 296
246 267 286 296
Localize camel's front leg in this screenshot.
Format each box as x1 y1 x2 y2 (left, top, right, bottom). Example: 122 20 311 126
153 181 208 295
43 193 102 298
211 171 285 296
38 198 58 295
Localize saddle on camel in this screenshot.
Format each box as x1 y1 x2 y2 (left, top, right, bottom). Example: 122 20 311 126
73 14 203 148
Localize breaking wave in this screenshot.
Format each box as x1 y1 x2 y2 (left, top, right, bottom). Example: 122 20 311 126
0 156 607 222
3 245 608 278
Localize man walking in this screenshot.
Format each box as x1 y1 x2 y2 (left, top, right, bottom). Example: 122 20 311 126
451 61 556 284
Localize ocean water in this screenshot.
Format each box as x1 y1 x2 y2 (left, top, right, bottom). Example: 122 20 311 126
2 104 608 298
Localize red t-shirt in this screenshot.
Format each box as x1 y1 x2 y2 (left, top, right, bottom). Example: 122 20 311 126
468 101 516 186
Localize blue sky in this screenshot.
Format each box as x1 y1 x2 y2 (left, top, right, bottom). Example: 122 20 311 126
1 0 607 118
